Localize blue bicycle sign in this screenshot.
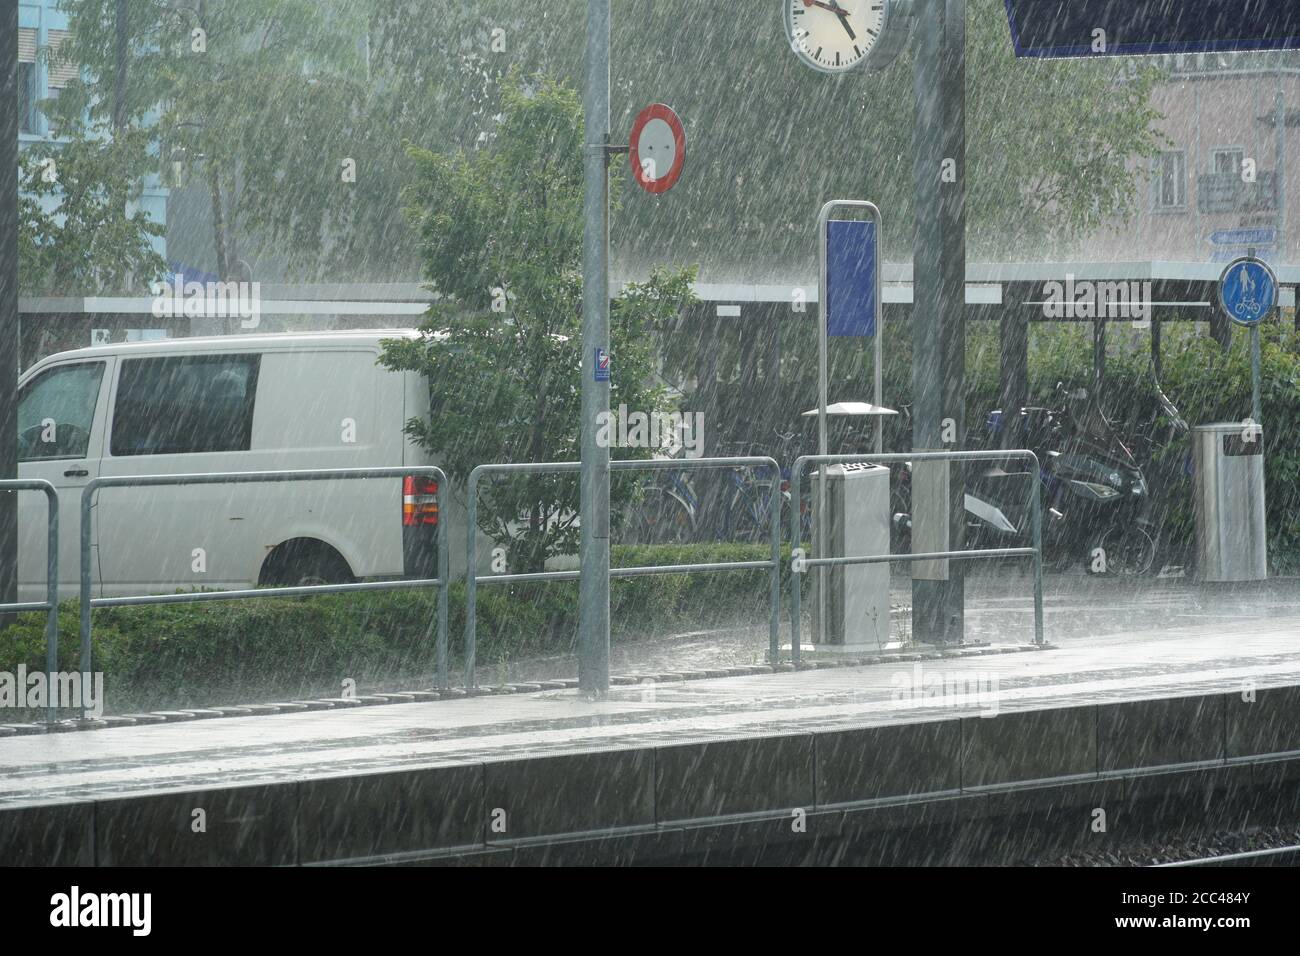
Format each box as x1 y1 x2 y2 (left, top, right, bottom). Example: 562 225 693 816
1218 257 1279 328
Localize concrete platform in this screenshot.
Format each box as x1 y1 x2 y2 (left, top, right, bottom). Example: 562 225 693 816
3 611 1300 864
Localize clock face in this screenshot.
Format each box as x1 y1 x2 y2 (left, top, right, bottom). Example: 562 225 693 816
785 0 892 74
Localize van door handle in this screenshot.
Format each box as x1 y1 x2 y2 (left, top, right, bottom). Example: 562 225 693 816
63 468 89 478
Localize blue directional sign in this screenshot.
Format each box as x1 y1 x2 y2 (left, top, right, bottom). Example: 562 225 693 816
1209 228 1277 247
1218 257 1279 327
1005 1 1300 58
825 219 877 338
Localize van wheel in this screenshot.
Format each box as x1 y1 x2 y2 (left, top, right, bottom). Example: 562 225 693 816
260 540 355 588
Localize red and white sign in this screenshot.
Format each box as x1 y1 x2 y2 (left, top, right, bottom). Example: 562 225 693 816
629 103 686 195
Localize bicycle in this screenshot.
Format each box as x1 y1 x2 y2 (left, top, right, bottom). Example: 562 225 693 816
621 451 700 545
715 430 811 544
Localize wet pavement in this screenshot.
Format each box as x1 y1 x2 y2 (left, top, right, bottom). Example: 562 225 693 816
2 572 1299 809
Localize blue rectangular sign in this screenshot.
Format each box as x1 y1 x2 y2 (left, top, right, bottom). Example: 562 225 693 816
1005 1 1300 58
826 219 877 338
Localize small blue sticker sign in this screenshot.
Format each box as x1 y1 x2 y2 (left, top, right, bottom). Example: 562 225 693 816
594 348 611 382
1218 257 1279 328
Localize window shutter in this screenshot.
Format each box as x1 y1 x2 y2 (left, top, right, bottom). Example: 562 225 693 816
45 29 81 88
19 27 38 63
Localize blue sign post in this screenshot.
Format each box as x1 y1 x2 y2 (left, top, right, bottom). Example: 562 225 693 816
1005 0 1300 58
1219 256 1279 423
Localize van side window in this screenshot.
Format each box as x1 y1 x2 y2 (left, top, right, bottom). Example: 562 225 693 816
17 362 105 461
111 355 260 456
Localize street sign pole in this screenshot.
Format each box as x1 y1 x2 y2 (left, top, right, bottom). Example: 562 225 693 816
1249 242 1262 424
1252 324 1262 424
912 0 966 646
579 0 611 696
0 0 19 622
1219 252 1278 429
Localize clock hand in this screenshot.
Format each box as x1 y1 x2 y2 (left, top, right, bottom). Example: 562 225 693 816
801 0 857 41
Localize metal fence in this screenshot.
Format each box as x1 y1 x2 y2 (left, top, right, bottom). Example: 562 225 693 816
464 456 782 689
0 479 59 722
789 451 1045 663
77 466 450 715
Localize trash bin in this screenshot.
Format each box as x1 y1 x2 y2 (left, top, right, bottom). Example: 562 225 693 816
1192 423 1267 582
812 462 891 648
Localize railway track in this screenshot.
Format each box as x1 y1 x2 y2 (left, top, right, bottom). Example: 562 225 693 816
1153 845 1300 867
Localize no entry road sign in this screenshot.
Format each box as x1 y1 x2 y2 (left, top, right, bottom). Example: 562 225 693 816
629 103 685 195
1005 0 1300 58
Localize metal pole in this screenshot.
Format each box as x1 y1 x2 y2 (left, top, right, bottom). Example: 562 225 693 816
578 0 611 696
1251 324 1262 425
1276 86 1286 262
436 486 449 690
874 213 885 456
769 469 781 667
466 468 479 690
0 0 19 623
44 488 57 722
816 208 829 649
912 0 966 646
79 485 94 719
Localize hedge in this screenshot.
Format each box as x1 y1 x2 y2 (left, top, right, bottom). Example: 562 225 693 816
0 543 789 717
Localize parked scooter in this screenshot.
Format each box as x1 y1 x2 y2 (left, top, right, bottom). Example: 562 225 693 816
893 383 1162 574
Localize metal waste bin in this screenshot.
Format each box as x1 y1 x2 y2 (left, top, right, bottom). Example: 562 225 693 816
1193 423 1267 582
812 462 891 648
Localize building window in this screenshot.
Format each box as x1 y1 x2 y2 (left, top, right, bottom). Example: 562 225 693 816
1211 147 1245 177
1153 151 1186 212
19 62 38 134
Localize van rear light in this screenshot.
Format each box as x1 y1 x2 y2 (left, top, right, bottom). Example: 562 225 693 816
402 476 439 526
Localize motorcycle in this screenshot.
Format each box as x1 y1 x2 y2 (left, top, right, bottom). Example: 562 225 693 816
893 382 1164 575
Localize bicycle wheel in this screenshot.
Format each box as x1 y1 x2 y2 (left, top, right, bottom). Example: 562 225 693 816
724 488 769 544
628 486 695 544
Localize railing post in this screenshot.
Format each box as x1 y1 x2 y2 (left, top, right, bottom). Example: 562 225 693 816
437 470 450 689
44 485 57 724
790 458 806 668
769 464 781 669
1029 453 1045 646
79 481 96 720
465 467 481 690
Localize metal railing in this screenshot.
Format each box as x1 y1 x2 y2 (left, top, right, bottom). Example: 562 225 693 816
0 479 59 722
78 467 450 713
790 451 1045 663
465 456 782 688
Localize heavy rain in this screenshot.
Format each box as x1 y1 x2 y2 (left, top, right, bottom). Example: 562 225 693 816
1 0 1299 909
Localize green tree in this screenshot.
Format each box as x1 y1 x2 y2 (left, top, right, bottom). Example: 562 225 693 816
380 74 697 572
56 0 380 280
19 120 166 295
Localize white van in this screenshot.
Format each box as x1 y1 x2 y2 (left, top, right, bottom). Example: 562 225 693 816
15 330 473 601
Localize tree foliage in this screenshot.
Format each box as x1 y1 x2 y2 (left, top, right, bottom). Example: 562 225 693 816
19 120 165 295
380 74 697 572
